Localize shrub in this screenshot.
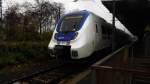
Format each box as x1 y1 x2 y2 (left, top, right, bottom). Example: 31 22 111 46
0 41 50 66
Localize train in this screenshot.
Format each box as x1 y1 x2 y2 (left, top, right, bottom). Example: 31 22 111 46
48 0 136 61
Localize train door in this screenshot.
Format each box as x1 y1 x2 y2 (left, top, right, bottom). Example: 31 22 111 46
95 23 102 50
101 24 112 49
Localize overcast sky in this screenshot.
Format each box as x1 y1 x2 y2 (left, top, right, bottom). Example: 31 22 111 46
2 0 74 12
2 0 73 7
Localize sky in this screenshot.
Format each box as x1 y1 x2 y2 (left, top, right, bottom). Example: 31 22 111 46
52 0 73 3
2 0 73 7
2 0 74 12
2 0 35 12
3 0 35 7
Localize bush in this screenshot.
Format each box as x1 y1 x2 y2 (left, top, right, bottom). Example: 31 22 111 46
0 41 50 66
41 32 53 41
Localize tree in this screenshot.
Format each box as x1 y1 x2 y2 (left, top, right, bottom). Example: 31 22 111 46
3 1 64 41
4 4 23 41
34 0 64 33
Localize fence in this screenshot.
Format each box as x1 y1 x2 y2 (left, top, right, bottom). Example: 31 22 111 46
92 44 150 84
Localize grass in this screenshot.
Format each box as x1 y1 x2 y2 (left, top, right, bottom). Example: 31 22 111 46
0 52 26 66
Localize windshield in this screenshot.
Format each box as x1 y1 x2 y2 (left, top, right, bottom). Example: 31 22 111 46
60 16 83 32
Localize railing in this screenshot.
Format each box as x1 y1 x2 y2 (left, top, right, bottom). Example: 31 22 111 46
92 44 150 84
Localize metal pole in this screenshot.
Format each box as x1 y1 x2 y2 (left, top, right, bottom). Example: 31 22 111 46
58 6 60 20
40 4 42 35
0 0 2 25
55 6 60 27
112 0 116 51
0 0 2 38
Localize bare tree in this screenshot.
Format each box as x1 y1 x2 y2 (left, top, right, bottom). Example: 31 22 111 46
3 1 64 41
34 0 64 33
4 4 23 41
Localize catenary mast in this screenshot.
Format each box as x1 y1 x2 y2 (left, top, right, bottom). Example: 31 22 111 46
0 0 2 29
0 0 2 21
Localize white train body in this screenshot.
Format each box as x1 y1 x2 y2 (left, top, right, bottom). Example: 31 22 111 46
49 11 111 59
48 0 135 60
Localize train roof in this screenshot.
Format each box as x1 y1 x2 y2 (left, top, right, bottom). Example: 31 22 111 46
64 1 135 38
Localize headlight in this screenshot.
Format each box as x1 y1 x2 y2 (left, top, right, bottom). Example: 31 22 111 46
54 33 58 40
72 50 78 57
49 49 54 56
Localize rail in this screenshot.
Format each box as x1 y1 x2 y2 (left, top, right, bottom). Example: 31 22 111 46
92 43 150 84
0 60 67 84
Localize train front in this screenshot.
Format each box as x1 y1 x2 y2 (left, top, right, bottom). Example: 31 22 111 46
48 11 93 60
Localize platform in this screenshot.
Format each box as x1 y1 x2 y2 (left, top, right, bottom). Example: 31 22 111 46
90 43 150 84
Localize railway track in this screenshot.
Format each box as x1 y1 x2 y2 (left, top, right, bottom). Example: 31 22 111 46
0 60 89 84
14 63 89 84
1 59 66 84
0 48 111 84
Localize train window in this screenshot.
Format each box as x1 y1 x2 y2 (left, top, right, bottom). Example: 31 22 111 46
102 27 107 34
96 24 98 33
101 25 112 35
60 16 82 32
